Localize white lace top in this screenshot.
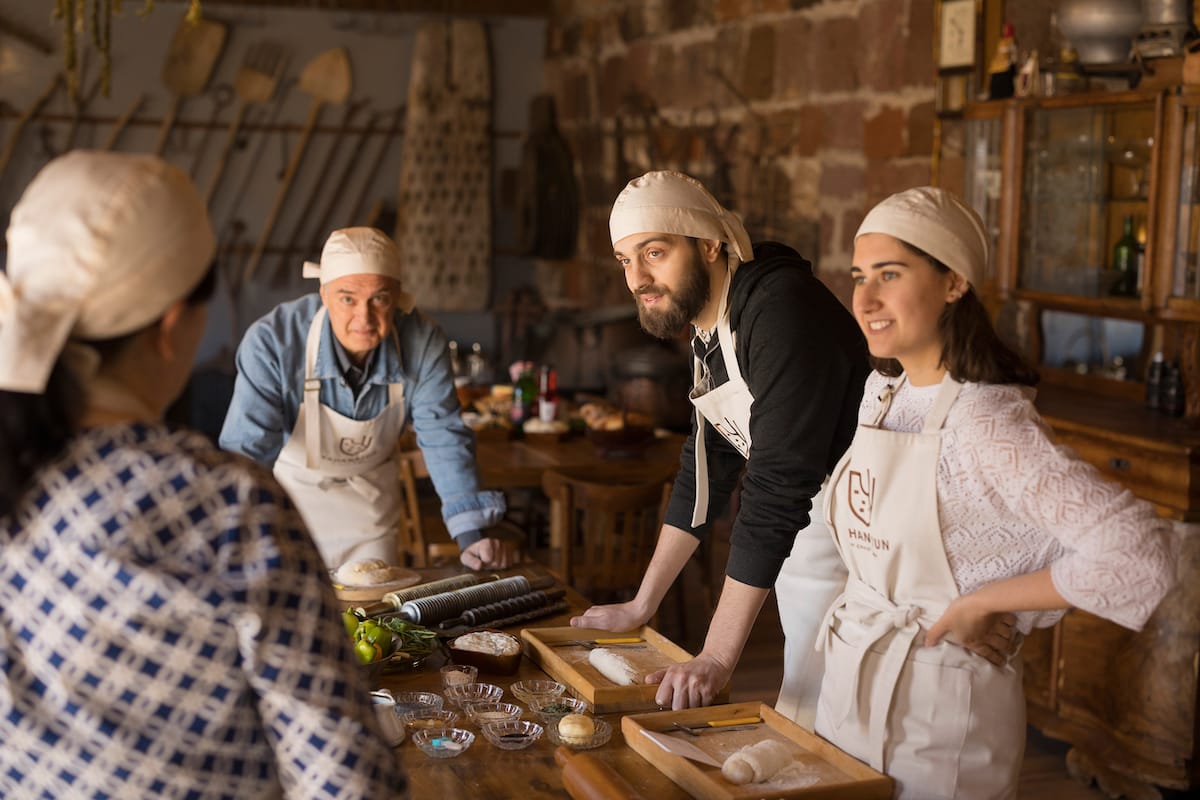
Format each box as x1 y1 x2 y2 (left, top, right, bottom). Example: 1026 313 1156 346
861 371 1177 633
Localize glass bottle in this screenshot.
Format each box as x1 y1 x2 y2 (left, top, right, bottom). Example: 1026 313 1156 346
1145 351 1165 411
537 365 558 423
1110 215 1138 297
988 22 1018 100
1161 363 1186 417
448 340 462 378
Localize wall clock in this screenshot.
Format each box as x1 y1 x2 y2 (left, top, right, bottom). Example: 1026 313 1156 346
938 0 977 70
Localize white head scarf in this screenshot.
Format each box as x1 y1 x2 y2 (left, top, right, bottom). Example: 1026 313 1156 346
609 171 754 276
303 227 414 311
855 186 988 288
0 151 215 394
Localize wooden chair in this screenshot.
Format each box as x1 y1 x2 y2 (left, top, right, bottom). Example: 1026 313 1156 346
396 448 525 567
540 465 677 603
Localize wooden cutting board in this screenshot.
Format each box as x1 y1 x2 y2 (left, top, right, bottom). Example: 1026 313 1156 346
622 702 894 799
521 625 727 714
395 19 492 311
331 568 421 602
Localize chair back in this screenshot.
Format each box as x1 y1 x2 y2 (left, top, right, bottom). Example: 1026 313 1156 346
396 448 459 567
541 465 676 601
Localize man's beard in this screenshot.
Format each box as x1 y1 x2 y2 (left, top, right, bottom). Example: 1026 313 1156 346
634 250 711 340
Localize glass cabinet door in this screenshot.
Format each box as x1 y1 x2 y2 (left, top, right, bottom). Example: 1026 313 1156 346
963 112 1003 289
1020 101 1155 299
1173 103 1200 303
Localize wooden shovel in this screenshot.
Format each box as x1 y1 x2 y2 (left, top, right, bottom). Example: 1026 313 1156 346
102 93 146 151
153 14 228 156
242 47 351 286
0 74 62 184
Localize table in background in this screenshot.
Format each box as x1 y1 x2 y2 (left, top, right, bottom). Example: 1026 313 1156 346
378 565 689 799
475 433 684 490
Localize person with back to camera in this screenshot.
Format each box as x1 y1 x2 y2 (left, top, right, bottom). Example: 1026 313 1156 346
573 169 871 721
816 186 1179 798
0 151 404 798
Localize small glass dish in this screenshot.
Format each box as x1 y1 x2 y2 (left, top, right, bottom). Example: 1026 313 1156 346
464 701 523 726
389 690 444 716
439 663 479 690
529 696 589 725
401 708 460 735
411 727 475 759
481 719 544 750
443 681 503 709
546 715 612 750
509 679 565 706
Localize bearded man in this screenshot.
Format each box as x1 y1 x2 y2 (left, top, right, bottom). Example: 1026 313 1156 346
573 171 870 727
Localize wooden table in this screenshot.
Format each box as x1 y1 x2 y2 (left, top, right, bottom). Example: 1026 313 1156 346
476 434 685 490
377 565 691 799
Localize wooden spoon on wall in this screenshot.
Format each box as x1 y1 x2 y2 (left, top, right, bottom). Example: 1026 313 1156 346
0 74 62 183
152 14 228 156
242 47 351 286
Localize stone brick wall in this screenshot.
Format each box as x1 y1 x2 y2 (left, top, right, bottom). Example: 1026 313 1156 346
542 0 937 306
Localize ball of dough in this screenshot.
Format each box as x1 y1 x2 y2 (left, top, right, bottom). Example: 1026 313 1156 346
558 713 595 744
335 558 396 586
722 759 754 785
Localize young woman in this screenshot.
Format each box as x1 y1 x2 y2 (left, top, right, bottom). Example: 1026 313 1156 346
0 152 403 798
815 186 1177 799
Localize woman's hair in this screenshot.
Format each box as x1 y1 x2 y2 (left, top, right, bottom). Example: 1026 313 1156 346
871 243 1039 387
0 263 218 519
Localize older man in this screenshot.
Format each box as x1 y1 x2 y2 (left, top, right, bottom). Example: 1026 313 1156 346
220 227 509 571
574 171 870 725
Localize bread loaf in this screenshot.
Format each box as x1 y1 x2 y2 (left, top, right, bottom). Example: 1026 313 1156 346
334 558 401 586
721 739 793 785
587 648 640 686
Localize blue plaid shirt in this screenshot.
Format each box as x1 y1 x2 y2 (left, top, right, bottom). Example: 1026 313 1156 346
0 423 405 798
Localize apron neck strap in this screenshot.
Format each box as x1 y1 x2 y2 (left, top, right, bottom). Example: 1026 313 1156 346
303 308 327 468
870 375 907 426
922 375 962 433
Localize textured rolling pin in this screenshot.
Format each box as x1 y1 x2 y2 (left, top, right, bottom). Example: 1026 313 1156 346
353 573 484 618
400 575 555 624
439 588 567 629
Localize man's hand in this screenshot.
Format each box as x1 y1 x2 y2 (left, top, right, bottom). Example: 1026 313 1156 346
569 601 652 633
646 652 733 710
460 537 519 570
926 596 1019 667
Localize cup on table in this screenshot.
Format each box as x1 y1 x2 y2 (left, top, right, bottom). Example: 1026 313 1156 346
440 663 479 691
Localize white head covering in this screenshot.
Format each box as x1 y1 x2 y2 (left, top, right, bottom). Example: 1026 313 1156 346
303 227 414 311
854 186 988 288
0 151 215 394
609 171 754 275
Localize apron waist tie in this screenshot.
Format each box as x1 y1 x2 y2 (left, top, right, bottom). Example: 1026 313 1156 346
818 578 928 771
314 473 384 504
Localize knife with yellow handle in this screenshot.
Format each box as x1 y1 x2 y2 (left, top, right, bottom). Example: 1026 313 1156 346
548 637 644 648
671 716 763 736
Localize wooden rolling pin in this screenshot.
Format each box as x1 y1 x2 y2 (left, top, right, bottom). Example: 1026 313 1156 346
555 746 646 800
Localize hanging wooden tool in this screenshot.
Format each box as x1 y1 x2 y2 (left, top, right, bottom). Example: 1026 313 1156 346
188 84 233 179
270 97 367 286
344 105 403 229
306 108 385 256
242 47 351 286
63 73 104 152
101 93 145 151
153 14 228 156
205 40 288 209
0 74 62 184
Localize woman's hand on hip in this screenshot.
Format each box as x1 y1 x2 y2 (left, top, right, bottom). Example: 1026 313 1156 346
926 596 1018 667
646 652 732 711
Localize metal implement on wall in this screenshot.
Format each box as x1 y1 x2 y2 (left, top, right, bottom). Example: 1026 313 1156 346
153 13 228 156
242 46 351 286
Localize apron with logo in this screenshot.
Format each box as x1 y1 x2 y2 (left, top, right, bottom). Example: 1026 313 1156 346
816 376 1024 799
273 308 407 569
688 271 844 730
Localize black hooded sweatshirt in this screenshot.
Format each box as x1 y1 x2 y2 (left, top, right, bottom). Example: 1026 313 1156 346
662 241 871 588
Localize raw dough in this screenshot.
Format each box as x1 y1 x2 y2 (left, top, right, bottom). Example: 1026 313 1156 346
587 647 639 686
721 739 793 785
335 558 402 587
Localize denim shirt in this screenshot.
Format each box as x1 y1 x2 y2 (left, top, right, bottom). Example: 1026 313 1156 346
219 293 504 546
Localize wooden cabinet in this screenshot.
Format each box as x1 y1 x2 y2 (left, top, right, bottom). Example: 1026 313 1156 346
940 85 1200 797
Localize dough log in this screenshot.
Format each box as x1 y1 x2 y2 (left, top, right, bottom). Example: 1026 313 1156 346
587 647 640 686
721 739 793 785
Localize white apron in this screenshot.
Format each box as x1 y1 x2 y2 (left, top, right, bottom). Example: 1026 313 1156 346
688 271 844 731
273 308 407 569
815 376 1025 800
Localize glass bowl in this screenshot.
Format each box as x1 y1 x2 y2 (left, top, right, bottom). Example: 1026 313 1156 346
509 679 565 707
401 708 460 736
389 691 444 716
464 701 523 726
411 727 475 759
481 719 544 750
529 696 589 725
439 663 479 691
444 681 503 709
546 715 612 750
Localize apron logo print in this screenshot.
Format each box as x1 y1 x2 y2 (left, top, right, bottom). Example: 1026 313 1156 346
339 435 373 456
847 469 875 526
713 417 750 458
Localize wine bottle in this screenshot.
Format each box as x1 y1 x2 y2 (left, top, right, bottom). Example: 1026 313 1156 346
1110 215 1138 297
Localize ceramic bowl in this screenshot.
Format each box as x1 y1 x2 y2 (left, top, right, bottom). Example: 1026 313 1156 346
464 701 523 726
546 715 612 750
509 679 565 707
446 631 523 675
401 708 460 736
443 681 503 709
411 727 475 759
528 696 589 725
480 719 544 750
